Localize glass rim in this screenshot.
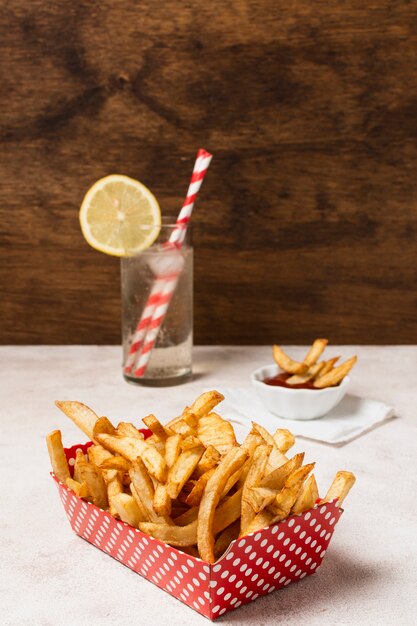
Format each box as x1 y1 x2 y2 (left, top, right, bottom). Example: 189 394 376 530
134 216 191 231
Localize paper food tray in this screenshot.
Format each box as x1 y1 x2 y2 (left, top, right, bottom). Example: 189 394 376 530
51 441 343 620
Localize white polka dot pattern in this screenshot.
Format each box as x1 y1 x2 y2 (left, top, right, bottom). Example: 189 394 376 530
51 441 343 620
197 495 341 619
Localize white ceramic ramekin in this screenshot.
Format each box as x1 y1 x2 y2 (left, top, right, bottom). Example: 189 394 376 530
251 364 350 420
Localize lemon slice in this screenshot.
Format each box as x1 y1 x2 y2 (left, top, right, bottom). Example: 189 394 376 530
79 174 161 256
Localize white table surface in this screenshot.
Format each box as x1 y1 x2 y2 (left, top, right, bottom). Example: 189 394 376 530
2 345 417 626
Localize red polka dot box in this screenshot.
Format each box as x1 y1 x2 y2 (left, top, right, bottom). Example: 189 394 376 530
51 441 343 621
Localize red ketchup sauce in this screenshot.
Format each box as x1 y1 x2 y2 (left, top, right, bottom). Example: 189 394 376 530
262 372 319 390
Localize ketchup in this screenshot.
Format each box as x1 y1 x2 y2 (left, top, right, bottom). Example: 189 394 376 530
262 372 318 390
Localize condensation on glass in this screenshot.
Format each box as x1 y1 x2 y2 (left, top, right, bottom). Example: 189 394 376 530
121 220 193 386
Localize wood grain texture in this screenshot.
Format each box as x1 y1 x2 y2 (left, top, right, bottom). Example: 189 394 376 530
1 0 417 344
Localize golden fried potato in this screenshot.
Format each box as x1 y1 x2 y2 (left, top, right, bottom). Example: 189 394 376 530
50 390 356 563
241 444 271 534
164 434 182 468
252 422 287 473
261 453 304 490
244 487 277 514
74 449 108 509
55 401 99 440
272 345 309 374
185 469 215 507
129 459 170 524
214 520 240 559
97 432 167 483
272 429 295 453
46 430 71 484
188 391 225 419
286 362 325 386
92 416 116 438
142 414 168 441
166 446 205 499
65 477 89 498
318 356 340 377
112 493 143 527
313 357 357 388
322 471 356 507
116 422 143 439
291 474 319 515
153 483 172 517
141 488 243 548
193 445 221 478
197 413 237 455
268 463 315 520
198 447 248 563
99 455 132 473
88 444 123 516
303 338 328 366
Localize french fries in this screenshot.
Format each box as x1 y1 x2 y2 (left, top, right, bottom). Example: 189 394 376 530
46 430 71 484
99 455 131 472
88 444 123 517
244 487 277 514
194 445 221 477
129 459 170 523
185 469 215 507
112 493 143 527
273 345 309 374
164 434 182 468
291 474 319 515
272 428 295 454
92 416 116 438
65 477 89 498
47 390 356 563
188 390 224 420
214 520 240 559
142 414 168 441
286 362 325 386
96 432 167 483
314 357 357 389
139 489 243 548
166 445 205 499
272 340 357 388
245 463 314 534
322 471 356 507
116 422 143 439
55 401 98 440
153 483 172 517
303 338 328 366
74 449 108 509
268 464 315 519
261 453 304 490
241 444 271 534
197 412 237 455
198 447 248 562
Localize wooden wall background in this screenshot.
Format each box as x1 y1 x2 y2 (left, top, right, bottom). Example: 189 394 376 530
1 1 417 345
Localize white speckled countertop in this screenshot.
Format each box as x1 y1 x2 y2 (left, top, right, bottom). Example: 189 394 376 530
2 346 417 625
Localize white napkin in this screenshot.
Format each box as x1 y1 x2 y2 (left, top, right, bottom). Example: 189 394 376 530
218 387 396 445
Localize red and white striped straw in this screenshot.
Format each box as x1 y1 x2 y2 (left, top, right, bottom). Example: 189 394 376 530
168 150 212 247
123 276 172 373
131 278 180 376
131 148 212 377
124 148 212 376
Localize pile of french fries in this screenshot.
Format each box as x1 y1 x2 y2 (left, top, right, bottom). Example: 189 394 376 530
273 339 357 387
47 391 355 563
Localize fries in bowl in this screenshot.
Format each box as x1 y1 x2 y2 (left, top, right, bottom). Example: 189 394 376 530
271 340 357 389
